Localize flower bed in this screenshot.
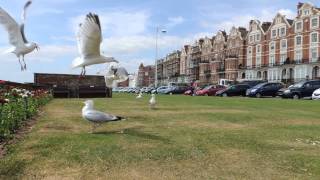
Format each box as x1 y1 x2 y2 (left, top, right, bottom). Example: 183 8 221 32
0 86 52 141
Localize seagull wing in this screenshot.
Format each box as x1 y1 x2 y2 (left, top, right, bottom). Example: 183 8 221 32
20 0 32 43
84 110 117 123
0 7 25 47
77 13 102 58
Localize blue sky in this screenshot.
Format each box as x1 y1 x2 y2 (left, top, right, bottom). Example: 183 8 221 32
0 0 318 83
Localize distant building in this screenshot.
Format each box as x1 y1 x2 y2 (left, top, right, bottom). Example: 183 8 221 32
137 63 155 87
34 73 110 98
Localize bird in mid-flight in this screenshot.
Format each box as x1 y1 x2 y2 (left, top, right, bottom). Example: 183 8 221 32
72 13 118 76
0 0 40 71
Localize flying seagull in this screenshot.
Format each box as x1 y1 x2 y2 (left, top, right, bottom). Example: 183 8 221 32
0 0 39 71
102 65 129 88
82 100 125 132
73 13 118 76
149 94 156 109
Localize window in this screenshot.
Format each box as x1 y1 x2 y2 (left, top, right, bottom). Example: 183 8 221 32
256 45 261 53
295 50 302 62
256 56 261 67
281 39 287 51
280 53 287 64
295 21 303 32
249 35 253 43
280 27 286 37
304 10 310 16
311 17 319 28
269 42 275 53
310 48 318 62
269 55 275 66
271 29 277 38
256 34 261 41
310 32 318 44
295 36 302 46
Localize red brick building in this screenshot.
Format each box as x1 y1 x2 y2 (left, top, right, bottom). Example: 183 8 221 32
137 63 155 87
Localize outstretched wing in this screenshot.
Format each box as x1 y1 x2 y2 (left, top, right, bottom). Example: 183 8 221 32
77 13 102 58
0 7 25 47
20 0 33 43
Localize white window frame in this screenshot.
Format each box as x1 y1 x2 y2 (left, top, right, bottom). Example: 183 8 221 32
295 35 303 47
280 53 287 65
295 21 303 33
247 46 253 68
269 54 275 66
280 27 286 37
310 47 318 62
256 33 261 42
311 16 319 29
256 56 261 67
310 32 318 46
269 41 276 54
271 29 277 38
295 50 303 62
280 39 287 52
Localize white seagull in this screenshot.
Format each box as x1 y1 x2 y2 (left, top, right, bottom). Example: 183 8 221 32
82 100 125 132
136 92 143 99
102 65 129 88
73 13 118 76
0 0 39 71
149 94 156 109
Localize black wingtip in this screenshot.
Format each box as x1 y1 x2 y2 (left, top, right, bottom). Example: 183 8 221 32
86 12 101 30
114 116 126 121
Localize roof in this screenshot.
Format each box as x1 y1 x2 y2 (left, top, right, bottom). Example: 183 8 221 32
287 19 294 25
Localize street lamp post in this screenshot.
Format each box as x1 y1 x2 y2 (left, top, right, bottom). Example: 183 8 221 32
155 26 167 88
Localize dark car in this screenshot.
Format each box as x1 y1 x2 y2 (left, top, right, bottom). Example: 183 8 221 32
170 86 190 94
216 84 251 97
281 80 320 99
246 82 283 98
196 85 226 96
240 80 267 88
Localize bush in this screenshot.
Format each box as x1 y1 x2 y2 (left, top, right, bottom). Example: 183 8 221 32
0 87 52 141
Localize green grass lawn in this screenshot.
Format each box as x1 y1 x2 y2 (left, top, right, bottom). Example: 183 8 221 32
1 94 320 179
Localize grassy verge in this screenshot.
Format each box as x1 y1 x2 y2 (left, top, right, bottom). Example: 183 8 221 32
1 94 320 179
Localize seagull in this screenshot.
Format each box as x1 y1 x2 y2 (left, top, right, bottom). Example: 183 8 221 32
72 13 118 76
149 94 156 109
101 65 129 88
0 0 39 71
136 92 143 99
82 100 125 132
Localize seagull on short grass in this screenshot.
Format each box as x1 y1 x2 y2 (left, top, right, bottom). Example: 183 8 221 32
0 0 39 71
72 13 118 76
136 92 143 99
82 100 125 132
149 94 156 109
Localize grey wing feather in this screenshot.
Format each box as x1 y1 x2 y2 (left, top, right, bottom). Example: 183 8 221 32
20 0 32 43
84 110 116 123
0 7 25 47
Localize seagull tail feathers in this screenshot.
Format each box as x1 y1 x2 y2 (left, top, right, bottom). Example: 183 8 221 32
72 57 83 69
113 116 126 121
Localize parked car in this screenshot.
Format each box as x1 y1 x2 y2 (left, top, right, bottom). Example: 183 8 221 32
246 82 284 98
312 88 320 100
196 85 226 96
216 84 251 97
282 80 320 99
155 86 170 94
168 86 190 94
144 87 155 94
240 80 267 88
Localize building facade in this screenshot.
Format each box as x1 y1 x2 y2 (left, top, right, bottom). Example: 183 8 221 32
137 63 155 87
210 31 227 83
199 37 214 85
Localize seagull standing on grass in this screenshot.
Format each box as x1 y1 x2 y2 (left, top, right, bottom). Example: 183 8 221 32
149 94 156 109
136 92 143 99
72 13 118 76
82 100 125 132
0 0 39 71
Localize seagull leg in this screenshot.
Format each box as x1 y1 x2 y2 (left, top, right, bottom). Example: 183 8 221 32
18 56 23 71
83 66 86 76
91 123 97 133
22 55 27 70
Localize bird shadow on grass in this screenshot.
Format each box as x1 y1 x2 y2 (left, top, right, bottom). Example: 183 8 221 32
93 127 171 144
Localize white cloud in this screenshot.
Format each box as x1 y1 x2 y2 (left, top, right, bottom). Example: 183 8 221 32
71 9 150 36
167 16 185 27
0 45 77 63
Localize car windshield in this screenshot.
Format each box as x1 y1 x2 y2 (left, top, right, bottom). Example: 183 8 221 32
252 83 267 89
291 82 305 88
204 85 213 90
228 85 236 90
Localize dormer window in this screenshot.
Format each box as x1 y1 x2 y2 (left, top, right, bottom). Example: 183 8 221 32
256 34 261 41
280 27 286 37
304 9 310 16
295 21 303 32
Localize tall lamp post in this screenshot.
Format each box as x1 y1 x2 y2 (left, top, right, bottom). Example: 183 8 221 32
155 26 167 88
